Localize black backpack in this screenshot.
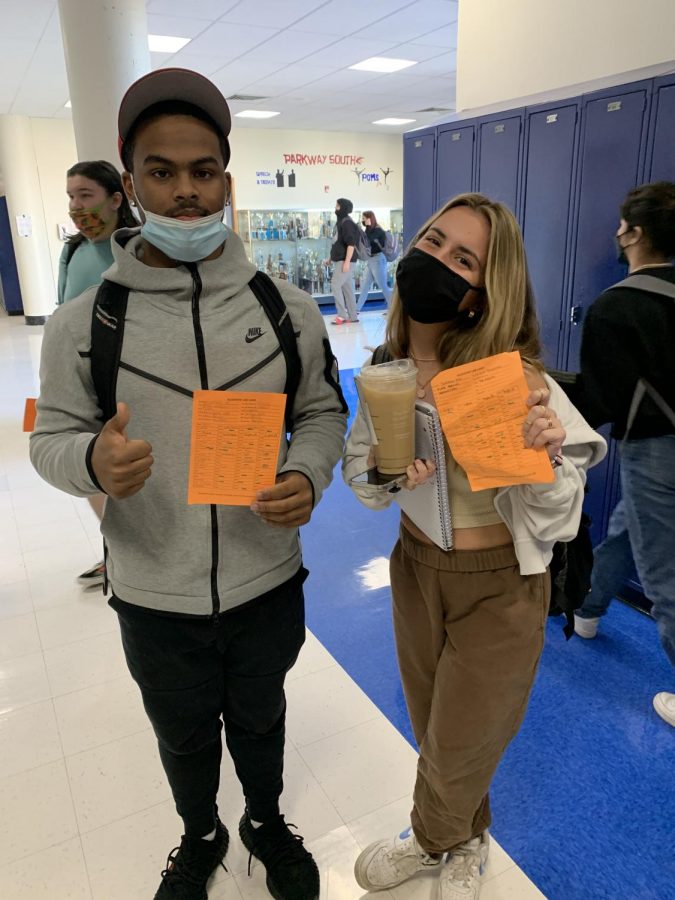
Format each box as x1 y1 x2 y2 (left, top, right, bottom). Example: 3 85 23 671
89 269 304 433
371 346 592 638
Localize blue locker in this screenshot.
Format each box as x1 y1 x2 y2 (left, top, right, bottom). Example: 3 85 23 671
647 75 675 181
521 101 580 368
564 82 651 371
403 128 436 247
476 111 524 217
436 124 475 208
0 196 23 314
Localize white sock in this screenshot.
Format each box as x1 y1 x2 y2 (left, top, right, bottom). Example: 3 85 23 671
250 819 264 829
200 827 217 841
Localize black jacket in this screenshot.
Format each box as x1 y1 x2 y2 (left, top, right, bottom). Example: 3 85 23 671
365 226 386 255
330 217 360 262
579 266 675 439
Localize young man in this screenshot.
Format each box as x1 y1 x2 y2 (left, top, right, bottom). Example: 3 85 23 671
329 197 359 324
30 68 348 900
575 181 675 728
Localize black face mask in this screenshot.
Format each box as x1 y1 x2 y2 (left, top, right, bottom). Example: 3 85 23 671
396 248 482 325
615 229 631 265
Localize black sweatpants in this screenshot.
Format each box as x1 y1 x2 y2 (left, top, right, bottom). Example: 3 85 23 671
110 568 307 837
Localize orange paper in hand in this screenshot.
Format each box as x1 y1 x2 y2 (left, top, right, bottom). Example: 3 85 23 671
430 351 555 490
23 398 37 432
188 390 286 506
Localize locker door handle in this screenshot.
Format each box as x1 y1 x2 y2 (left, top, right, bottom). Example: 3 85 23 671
570 304 583 325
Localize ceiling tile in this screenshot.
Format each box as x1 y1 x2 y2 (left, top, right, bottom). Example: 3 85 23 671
295 35 402 68
182 21 277 58
222 0 331 28
146 14 215 39
292 0 416 36
0 0 54 39
146 0 239 19
411 23 458 48
405 49 456 76
247 29 340 65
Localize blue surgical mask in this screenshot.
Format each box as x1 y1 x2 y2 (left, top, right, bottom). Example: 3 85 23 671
132 187 227 262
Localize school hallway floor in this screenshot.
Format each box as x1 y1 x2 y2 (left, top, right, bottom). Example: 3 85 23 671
0 307 672 900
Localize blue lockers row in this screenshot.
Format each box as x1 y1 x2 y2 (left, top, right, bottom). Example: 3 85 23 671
403 72 675 560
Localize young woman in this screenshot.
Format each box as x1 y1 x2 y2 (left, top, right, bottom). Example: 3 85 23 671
58 160 137 586
356 210 393 313
343 193 606 899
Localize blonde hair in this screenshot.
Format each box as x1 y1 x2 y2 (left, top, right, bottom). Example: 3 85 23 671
386 193 542 370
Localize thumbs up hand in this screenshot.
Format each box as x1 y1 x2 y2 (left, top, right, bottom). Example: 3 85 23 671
91 402 154 499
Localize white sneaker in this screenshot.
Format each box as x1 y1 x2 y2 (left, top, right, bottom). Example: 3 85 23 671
439 831 489 900
653 692 675 727
354 824 441 891
574 614 600 639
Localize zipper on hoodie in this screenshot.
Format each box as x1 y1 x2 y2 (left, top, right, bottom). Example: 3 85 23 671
186 263 221 625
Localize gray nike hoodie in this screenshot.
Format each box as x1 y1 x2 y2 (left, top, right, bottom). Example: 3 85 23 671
30 229 348 615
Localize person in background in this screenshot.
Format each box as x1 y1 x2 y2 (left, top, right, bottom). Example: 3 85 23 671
356 210 393 314
574 181 675 729
329 197 359 324
59 160 137 588
343 193 605 900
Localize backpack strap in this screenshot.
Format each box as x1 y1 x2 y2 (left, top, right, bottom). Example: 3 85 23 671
605 274 675 299
371 343 393 365
248 271 302 432
90 279 129 423
604 275 675 437
65 239 81 266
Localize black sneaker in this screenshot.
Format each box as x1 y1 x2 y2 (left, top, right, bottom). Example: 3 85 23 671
153 819 229 899
239 810 320 900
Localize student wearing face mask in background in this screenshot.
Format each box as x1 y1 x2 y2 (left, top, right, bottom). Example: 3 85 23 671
328 197 359 324
343 193 605 900
356 210 393 314
574 181 675 729
58 160 137 305
57 160 138 587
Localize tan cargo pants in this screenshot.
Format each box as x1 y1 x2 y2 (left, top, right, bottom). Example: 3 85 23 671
390 526 550 855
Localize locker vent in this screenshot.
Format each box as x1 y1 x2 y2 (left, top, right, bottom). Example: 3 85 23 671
607 101 622 112
546 114 558 124
494 124 505 133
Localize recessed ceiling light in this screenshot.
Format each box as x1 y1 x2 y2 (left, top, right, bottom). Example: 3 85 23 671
373 117 416 126
64 100 72 108
235 110 281 119
350 57 417 73
148 34 191 53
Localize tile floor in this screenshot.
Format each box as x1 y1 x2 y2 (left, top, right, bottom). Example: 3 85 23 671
0 308 545 899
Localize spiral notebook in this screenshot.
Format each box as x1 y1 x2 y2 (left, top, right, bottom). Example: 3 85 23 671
395 401 453 550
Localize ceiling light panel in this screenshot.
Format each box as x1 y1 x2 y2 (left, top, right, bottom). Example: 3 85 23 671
350 57 417 73
148 34 191 53
234 110 281 119
373 117 416 125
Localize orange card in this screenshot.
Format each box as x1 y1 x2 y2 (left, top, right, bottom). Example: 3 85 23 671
23 398 37 432
430 351 555 491
188 390 286 506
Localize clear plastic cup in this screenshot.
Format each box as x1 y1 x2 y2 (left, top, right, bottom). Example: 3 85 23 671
357 359 418 475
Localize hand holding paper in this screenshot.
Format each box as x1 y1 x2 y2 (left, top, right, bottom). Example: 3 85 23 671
251 470 314 527
430 351 556 490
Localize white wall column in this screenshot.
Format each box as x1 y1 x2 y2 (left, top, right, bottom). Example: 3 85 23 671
58 0 151 163
0 117 58 324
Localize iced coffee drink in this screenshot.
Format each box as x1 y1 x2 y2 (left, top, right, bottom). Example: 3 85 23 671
357 359 418 475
